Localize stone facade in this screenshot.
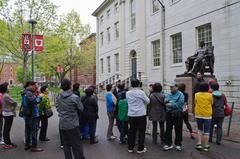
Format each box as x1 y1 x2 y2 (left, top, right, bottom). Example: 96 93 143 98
93 0 240 108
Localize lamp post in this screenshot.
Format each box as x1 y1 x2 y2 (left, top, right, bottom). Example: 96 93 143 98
28 19 37 81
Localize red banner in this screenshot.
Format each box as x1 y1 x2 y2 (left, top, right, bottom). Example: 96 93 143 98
56 66 64 73
34 35 44 52
21 33 32 52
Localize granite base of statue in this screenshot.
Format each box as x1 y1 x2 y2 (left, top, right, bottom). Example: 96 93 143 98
175 42 217 116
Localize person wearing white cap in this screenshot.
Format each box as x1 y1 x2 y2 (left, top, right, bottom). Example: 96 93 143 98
163 81 184 151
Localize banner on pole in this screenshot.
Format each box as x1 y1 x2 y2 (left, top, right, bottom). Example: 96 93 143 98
34 35 44 52
56 66 64 73
21 33 32 52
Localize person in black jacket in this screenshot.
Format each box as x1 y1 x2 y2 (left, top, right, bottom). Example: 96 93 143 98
178 83 194 139
209 82 225 145
81 87 99 144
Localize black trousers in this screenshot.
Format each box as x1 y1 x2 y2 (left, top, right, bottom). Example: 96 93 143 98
3 115 14 145
119 121 128 142
152 121 165 144
25 117 39 148
165 112 183 146
81 119 97 142
61 127 85 159
39 115 48 140
209 117 224 144
183 112 193 133
128 116 146 151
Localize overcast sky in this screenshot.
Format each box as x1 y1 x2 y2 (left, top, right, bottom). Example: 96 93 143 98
50 0 104 33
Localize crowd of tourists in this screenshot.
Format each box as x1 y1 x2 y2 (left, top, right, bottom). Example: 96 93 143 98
105 72 231 154
0 71 231 158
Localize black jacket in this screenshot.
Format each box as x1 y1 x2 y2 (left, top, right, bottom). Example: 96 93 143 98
81 95 99 122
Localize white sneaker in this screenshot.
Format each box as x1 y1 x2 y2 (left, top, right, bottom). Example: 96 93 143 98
0 140 4 145
108 136 116 140
128 149 134 153
163 145 174 151
137 148 147 154
176 146 182 151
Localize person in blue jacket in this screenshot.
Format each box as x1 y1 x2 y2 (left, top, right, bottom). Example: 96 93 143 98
163 81 184 151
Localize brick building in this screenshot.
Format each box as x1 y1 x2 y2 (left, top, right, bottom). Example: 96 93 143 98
70 33 96 87
0 62 17 85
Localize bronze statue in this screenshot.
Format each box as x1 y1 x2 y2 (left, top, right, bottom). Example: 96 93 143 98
185 41 214 75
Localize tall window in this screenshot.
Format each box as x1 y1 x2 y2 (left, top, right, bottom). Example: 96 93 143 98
171 33 182 64
107 56 111 73
114 3 119 13
100 32 104 46
115 53 119 72
100 15 104 24
152 0 159 13
107 27 111 42
152 40 160 67
107 9 111 19
197 23 212 47
130 0 136 30
114 22 119 39
100 58 104 74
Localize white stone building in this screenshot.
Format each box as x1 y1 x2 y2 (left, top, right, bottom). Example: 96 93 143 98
92 0 240 107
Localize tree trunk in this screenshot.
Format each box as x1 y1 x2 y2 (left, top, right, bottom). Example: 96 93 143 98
22 54 28 84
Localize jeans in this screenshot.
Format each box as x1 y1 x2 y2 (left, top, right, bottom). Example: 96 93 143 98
3 115 14 145
61 127 85 159
0 114 3 141
209 117 224 144
128 116 146 151
107 112 115 138
119 121 128 143
183 112 193 133
39 115 48 140
196 118 211 135
25 117 39 148
165 112 183 146
152 121 165 144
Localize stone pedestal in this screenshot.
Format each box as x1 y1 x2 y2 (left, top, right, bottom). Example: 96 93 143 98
175 74 217 115
175 76 195 114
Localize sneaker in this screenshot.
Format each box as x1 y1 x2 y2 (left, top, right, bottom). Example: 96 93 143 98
25 145 31 151
0 140 4 145
176 146 182 151
60 145 64 149
163 145 174 151
202 145 210 152
108 136 116 140
195 144 203 151
40 138 50 142
137 148 147 154
128 149 134 153
3 144 17 149
31 147 44 152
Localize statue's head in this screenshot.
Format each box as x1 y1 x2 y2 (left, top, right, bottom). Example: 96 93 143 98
199 41 205 48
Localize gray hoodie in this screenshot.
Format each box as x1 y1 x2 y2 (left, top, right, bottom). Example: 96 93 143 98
56 90 83 130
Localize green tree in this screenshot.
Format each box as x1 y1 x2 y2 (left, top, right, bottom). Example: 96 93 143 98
0 0 58 84
36 10 91 81
16 66 32 83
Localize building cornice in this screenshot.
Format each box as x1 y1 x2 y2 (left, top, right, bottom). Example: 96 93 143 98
92 0 113 17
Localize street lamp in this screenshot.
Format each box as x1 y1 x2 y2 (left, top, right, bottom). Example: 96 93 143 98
28 19 37 81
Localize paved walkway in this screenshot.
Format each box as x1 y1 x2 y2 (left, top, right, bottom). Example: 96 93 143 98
0 100 240 159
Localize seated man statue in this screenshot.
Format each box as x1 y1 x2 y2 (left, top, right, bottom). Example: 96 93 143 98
185 41 213 75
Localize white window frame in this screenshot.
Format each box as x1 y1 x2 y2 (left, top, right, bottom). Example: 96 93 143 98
100 58 104 74
152 39 161 68
107 56 111 73
171 33 183 65
152 0 160 14
130 0 136 31
107 27 111 43
115 53 119 72
114 22 119 39
196 23 212 47
100 32 104 46
107 9 111 19
100 15 104 24
114 2 119 14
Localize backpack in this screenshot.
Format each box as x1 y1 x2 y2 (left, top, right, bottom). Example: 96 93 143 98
19 94 32 117
117 99 128 121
